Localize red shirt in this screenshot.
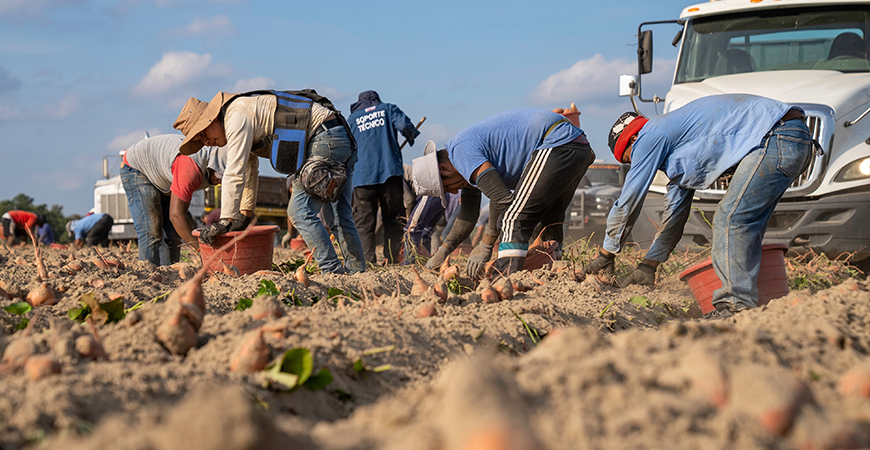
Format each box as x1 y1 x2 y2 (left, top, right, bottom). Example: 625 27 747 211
170 155 204 202
8 211 37 228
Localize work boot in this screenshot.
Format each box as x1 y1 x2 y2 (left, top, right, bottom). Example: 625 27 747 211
703 302 750 320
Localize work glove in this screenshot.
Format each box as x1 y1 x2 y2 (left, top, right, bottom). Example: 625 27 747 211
585 251 616 277
425 246 450 270
466 242 494 278
229 214 252 232
199 218 231 246
618 263 657 288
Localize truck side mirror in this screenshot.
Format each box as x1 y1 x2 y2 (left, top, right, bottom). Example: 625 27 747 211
639 30 653 74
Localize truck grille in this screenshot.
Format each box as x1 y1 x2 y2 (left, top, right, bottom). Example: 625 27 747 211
707 115 823 191
100 193 132 221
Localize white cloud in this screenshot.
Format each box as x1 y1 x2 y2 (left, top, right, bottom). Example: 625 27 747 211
170 15 238 39
133 51 213 96
106 128 164 152
531 54 676 107
233 76 274 92
44 94 78 118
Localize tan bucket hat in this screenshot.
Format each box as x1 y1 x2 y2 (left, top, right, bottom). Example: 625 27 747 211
173 91 239 155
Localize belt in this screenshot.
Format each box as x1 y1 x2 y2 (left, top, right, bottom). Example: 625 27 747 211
778 108 805 125
320 117 342 131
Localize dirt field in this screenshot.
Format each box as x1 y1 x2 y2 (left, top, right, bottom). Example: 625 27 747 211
1 241 869 450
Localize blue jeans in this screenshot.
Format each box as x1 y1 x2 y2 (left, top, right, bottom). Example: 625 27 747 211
121 164 182 266
288 125 366 274
711 119 812 310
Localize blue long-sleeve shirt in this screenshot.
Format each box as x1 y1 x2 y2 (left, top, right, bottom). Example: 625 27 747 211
71 213 108 241
603 94 794 261
348 102 420 188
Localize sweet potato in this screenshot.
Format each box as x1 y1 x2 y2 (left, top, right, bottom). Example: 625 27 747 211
75 335 107 360
432 280 449 302
24 355 61 380
27 283 57 307
493 277 514 301
229 329 271 373
3 338 35 366
411 266 429 296
480 287 500 304
296 250 315 287
415 303 438 318
157 306 198 356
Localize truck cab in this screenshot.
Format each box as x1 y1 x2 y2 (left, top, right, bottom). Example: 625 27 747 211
624 0 870 261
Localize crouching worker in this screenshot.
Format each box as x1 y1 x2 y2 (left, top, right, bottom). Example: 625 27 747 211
413 109 595 277
121 134 226 266
586 94 813 318
1 211 45 246
173 90 365 274
67 213 114 248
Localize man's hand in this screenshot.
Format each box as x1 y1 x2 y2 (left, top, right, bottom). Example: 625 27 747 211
585 251 615 277
618 263 656 288
425 246 450 270
199 218 231 245
466 242 494 278
229 214 252 232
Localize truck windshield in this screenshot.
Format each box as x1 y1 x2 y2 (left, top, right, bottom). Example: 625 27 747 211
586 165 624 186
676 6 870 83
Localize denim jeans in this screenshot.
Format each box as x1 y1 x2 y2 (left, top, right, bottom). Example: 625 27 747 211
711 118 812 310
121 164 182 266
289 125 366 274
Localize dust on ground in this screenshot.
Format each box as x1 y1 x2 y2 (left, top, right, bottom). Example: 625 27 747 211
1 242 869 450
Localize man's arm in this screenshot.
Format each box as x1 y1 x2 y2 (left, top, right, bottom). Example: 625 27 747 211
169 194 198 250
471 163 512 244
644 181 694 263
391 105 420 145
440 188 482 251
220 111 256 222
602 133 670 255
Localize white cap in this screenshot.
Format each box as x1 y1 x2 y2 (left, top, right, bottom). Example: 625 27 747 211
411 141 446 208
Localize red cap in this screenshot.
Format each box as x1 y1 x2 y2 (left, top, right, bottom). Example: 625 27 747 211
613 116 648 163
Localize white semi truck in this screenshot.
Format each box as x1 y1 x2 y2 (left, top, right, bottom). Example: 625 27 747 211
621 0 870 263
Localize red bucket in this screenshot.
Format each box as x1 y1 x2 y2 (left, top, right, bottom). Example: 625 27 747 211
678 244 790 314
193 225 280 275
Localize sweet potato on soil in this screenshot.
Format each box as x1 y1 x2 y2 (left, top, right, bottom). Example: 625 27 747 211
75 335 107 360
432 280 449 302
26 283 56 307
411 266 429 296
3 338 35 366
229 329 271 373
493 278 514 301
24 355 61 380
157 306 198 356
415 303 438 318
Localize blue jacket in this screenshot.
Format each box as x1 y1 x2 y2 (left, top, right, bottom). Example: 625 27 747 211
348 100 420 188
603 94 794 259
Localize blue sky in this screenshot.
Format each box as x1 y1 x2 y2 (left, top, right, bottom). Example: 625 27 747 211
0 0 690 214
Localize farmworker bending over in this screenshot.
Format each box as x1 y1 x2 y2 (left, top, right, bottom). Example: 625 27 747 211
67 213 114 248
413 109 595 277
1 211 45 246
586 94 812 318
121 134 226 266
173 90 365 274
348 90 420 265
37 222 56 246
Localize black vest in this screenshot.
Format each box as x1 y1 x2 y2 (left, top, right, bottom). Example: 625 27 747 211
232 89 355 175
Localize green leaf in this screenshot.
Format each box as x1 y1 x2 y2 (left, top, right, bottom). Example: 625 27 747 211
629 296 651 308
68 305 91 322
277 348 314 386
303 368 334 391
4 302 32 316
100 297 127 324
256 279 279 297
353 359 366 373
14 318 28 330
327 287 345 299
235 298 253 311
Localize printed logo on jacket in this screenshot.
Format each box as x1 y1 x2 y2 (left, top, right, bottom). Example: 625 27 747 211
355 108 386 133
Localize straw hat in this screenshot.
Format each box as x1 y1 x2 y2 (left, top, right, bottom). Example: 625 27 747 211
173 91 239 155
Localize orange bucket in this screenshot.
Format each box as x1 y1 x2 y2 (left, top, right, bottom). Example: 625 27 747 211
679 244 790 314
193 225 280 275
